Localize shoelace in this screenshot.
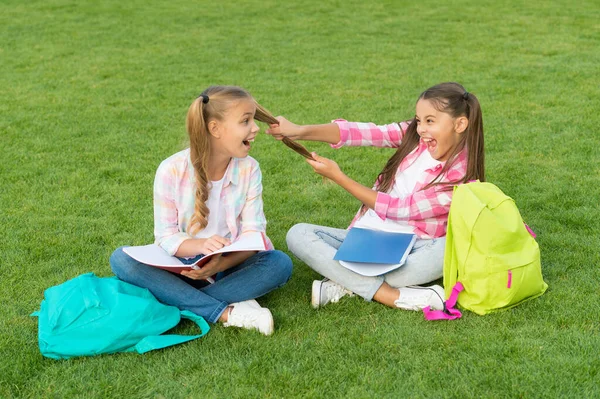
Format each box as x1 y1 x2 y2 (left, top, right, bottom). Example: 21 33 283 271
395 286 443 309
325 283 350 303
230 309 264 328
406 286 444 303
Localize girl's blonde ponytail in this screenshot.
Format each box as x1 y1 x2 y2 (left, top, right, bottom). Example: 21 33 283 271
186 97 211 235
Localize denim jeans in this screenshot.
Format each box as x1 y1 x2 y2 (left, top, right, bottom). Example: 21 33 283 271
110 247 292 323
286 223 445 301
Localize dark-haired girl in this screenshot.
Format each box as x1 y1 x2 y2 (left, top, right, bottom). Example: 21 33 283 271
267 82 484 311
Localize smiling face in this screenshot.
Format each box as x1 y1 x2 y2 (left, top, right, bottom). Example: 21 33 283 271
415 99 467 162
209 99 259 159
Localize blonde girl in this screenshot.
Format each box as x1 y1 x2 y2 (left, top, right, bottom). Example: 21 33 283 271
111 86 292 335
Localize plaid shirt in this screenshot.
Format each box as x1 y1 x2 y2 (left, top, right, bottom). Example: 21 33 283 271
154 149 273 255
333 119 468 238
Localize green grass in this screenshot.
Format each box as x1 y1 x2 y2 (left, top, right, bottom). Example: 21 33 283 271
1 0 599 397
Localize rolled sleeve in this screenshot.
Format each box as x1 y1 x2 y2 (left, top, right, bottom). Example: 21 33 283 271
331 119 351 149
153 160 190 255
158 233 189 256
331 119 405 148
373 192 411 220
239 165 267 234
238 162 274 250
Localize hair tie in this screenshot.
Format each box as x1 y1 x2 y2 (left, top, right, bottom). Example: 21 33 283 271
199 95 209 104
462 92 469 101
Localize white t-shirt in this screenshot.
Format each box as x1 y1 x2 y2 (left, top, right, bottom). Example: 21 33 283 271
353 149 442 233
195 176 230 239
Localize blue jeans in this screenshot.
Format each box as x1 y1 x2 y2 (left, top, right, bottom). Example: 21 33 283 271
110 247 292 323
286 223 445 301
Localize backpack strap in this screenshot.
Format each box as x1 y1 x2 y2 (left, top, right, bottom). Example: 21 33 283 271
130 310 211 354
422 282 464 321
524 223 537 238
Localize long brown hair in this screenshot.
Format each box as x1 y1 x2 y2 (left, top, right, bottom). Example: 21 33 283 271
376 82 485 195
186 85 278 235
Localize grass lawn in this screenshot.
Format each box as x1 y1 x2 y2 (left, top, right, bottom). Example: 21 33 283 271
1 0 599 397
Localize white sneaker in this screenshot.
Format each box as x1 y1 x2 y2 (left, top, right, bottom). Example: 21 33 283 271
311 279 353 309
394 285 446 311
242 299 262 309
223 300 274 336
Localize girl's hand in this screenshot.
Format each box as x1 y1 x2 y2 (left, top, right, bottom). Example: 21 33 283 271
198 235 231 255
181 254 224 280
266 116 304 141
306 152 344 181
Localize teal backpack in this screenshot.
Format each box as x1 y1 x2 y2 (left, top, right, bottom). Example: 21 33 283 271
31 273 210 359
424 182 548 320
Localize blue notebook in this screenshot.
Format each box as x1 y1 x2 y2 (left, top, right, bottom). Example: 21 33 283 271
333 228 417 276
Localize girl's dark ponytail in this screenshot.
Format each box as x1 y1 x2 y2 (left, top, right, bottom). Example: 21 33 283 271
463 92 485 183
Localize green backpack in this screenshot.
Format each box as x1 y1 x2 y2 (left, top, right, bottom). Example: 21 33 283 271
438 182 548 317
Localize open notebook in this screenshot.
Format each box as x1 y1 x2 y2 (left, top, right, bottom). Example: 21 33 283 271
122 232 268 280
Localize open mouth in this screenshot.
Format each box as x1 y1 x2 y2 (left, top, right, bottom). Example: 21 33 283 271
422 137 437 151
242 137 255 149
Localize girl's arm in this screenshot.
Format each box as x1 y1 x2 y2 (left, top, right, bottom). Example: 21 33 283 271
154 160 194 256
267 118 341 144
309 151 467 238
174 235 230 258
307 152 460 222
238 161 272 247
307 153 377 209
180 250 258 280
267 117 408 148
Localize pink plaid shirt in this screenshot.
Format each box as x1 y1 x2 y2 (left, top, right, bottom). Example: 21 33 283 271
333 119 468 239
153 149 273 255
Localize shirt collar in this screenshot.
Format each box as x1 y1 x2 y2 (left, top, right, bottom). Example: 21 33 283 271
222 158 239 187
186 149 240 187
416 141 468 171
